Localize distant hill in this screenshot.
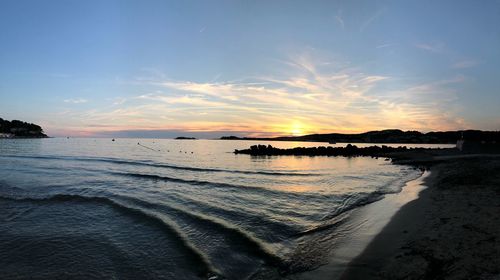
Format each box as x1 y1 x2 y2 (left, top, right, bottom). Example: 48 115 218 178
0 118 48 138
175 137 197 140
221 129 500 144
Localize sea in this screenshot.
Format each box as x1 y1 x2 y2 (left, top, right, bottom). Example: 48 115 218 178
0 138 453 279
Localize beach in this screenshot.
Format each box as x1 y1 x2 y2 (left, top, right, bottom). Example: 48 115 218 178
343 156 500 279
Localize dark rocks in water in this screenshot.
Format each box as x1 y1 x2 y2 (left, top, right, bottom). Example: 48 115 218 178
175 137 197 140
221 136 241 140
234 144 428 158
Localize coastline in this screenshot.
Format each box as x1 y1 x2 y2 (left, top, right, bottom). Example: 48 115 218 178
291 170 428 280
342 156 500 279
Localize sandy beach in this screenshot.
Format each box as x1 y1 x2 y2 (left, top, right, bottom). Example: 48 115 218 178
343 156 500 279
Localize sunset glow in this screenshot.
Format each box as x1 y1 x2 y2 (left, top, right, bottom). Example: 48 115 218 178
1 1 499 137
1 2 500 278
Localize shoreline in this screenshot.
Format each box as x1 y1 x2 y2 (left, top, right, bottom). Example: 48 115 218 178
292 170 428 280
338 170 437 279
342 156 500 279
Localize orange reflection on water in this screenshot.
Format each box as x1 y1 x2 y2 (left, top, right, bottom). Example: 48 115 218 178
261 153 325 171
282 184 320 193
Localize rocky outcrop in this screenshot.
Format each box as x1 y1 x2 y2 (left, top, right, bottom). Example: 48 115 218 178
0 118 47 138
234 144 440 158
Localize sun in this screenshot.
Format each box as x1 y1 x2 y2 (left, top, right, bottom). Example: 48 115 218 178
291 128 302 136
289 122 304 136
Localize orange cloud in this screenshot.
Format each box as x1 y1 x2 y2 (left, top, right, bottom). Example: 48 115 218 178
46 53 469 137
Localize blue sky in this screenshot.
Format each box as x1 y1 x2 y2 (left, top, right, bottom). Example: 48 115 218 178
1 0 499 137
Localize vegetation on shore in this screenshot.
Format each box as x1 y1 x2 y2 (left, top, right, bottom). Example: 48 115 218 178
222 129 500 144
0 118 47 138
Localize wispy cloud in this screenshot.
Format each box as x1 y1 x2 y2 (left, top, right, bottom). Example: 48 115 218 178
64 98 88 104
138 93 226 107
376 43 395 49
360 8 385 32
335 10 345 29
452 59 479 69
51 52 469 136
415 42 446 53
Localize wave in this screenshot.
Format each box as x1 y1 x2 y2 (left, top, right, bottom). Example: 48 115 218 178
115 194 284 267
3 154 315 176
110 171 331 201
297 170 424 237
0 192 218 277
144 190 305 242
0 190 286 272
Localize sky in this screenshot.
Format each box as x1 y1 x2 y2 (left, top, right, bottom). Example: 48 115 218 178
1 0 500 138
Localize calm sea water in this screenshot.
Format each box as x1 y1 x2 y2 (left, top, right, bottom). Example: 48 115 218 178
0 139 451 279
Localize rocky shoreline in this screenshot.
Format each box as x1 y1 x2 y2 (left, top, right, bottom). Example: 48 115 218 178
234 144 458 162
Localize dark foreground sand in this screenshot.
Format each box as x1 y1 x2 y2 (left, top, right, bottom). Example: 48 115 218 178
343 157 500 279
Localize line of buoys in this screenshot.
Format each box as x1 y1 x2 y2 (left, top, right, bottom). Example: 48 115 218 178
119 141 196 155
137 142 160 152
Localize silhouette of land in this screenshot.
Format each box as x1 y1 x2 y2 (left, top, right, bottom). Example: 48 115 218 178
222 129 500 144
0 118 47 138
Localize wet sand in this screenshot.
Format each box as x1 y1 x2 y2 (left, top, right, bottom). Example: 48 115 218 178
293 171 428 280
342 156 500 279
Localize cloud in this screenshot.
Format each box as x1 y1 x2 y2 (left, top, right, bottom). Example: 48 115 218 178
415 42 446 53
360 76 389 84
138 93 227 107
64 98 88 104
51 52 470 137
335 10 345 29
452 59 479 69
376 43 395 49
360 8 385 32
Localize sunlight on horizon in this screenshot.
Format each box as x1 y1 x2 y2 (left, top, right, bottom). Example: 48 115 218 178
1 0 499 137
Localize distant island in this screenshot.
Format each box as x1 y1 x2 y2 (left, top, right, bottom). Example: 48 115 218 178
0 118 47 138
221 129 500 144
175 137 197 140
